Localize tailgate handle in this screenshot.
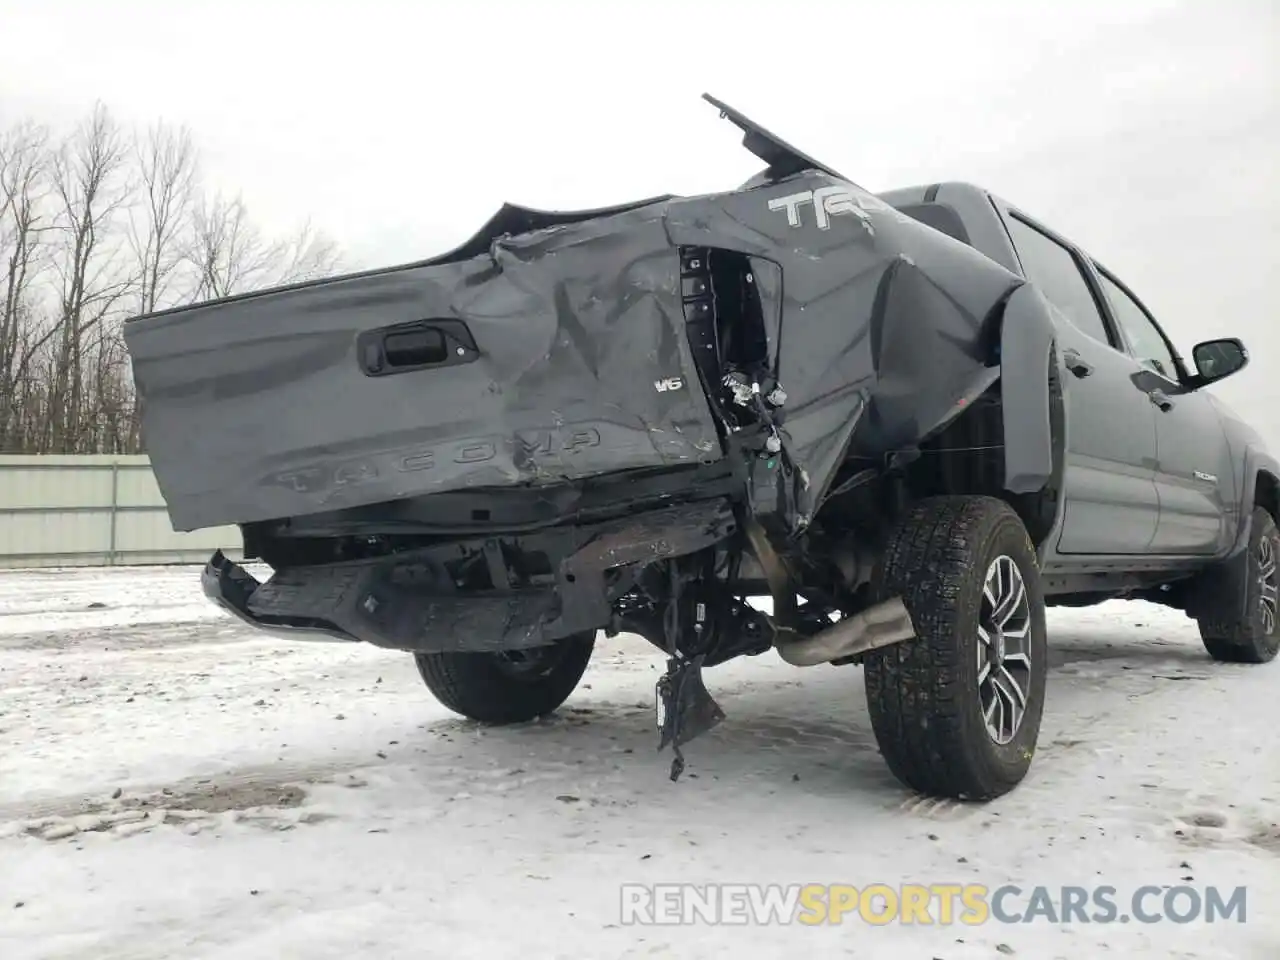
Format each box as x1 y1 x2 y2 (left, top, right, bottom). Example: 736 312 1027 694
358 319 479 377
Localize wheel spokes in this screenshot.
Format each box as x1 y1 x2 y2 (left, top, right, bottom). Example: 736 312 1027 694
979 553 1034 745
984 684 1003 733
1259 535 1279 635
1259 536 1276 575
992 671 1025 738
993 559 1027 627
997 665 1029 709
983 580 999 616
1002 624 1031 665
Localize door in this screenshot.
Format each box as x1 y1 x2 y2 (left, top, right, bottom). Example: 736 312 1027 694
1092 266 1232 555
1001 212 1161 554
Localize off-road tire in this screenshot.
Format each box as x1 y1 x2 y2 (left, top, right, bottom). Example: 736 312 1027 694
864 496 1049 801
1197 506 1280 664
414 632 596 724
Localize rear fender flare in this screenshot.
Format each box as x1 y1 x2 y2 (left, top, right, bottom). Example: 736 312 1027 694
997 282 1058 495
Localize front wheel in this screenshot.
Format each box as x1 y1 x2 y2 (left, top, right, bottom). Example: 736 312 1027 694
414 632 596 724
863 496 1049 801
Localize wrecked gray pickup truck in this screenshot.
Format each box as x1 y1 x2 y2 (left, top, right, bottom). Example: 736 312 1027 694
125 94 1277 800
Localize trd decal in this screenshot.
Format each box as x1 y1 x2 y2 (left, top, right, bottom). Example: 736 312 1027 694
768 186 872 230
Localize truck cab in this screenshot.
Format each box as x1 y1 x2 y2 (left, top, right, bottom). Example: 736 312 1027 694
880 182 1254 586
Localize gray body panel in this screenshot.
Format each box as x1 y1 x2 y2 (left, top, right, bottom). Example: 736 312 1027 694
1054 329 1161 555
1148 382 1235 555
1210 400 1276 559
124 97 1272 594
887 180 1270 570
126 174 1043 534
127 202 722 531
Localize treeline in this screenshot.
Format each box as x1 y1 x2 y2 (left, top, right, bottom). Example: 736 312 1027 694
0 103 342 454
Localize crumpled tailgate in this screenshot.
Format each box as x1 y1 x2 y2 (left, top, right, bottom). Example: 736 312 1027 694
125 203 721 531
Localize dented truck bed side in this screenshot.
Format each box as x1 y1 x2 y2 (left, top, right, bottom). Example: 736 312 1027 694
125 174 1055 536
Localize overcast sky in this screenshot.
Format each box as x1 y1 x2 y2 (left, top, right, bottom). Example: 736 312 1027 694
2 0 1276 438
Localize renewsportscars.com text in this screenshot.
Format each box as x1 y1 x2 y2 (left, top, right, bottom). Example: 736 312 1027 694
619 883 1248 926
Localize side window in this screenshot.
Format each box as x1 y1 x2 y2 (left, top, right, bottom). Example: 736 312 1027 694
896 202 972 246
1095 270 1178 380
1004 215 1112 345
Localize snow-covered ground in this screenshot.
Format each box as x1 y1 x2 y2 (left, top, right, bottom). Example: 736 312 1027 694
1 567 1277 959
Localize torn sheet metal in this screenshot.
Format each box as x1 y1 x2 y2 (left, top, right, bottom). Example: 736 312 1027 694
125 125 1031 536
126 203 718 531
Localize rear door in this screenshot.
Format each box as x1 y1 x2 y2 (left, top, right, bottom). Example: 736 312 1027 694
997 208 1161 555
1091 265 1233 555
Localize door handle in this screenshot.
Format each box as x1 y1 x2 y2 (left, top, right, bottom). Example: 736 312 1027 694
1062 349 1093 378
1148 388 1174 412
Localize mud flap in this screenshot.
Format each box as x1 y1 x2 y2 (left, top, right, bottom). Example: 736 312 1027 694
655 654 725 782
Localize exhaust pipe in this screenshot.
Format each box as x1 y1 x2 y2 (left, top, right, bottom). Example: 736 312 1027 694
741 516 914 667
774 597 915 666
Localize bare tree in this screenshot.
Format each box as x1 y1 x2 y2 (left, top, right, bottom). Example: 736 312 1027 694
275 216 341 286
0 102 345 454
0 120 51 450
116 121 198 449
188 193 340 300
128 121 197 316
44 102 134 452
188 192 276 299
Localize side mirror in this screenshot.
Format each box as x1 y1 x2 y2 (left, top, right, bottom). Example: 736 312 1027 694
1190 337 1248 386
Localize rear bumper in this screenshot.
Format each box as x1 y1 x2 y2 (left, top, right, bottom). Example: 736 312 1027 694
203 549 562 651
203 499 737 652
202 553 350 643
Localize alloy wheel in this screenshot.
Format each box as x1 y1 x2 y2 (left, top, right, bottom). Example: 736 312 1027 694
1258 534 1278 635
977 554 1033 745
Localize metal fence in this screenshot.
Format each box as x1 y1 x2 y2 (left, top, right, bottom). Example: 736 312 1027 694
0 455 242 569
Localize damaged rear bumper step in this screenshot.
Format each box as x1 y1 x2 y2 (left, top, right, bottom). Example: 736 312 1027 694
204 499 738 652
203 551 562 651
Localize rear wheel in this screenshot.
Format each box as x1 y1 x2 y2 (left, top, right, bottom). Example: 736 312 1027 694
863 496 1048 801
1197 506 1280 664
414 632 596 724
